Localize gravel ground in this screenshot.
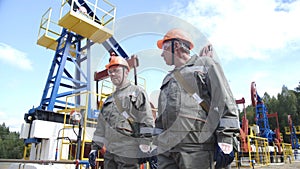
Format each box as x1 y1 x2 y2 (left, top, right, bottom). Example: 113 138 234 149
1 161 300 169
231 161 300 169
256 161 300 169
0 163 11 169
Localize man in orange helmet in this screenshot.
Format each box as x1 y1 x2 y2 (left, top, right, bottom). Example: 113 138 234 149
155 28 239 169
89 56 155 169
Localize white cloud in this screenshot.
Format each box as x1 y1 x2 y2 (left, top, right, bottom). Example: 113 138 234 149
5 119 23 132
0 42 33 70
168 0 300 61
165 0 300 105
0 110 23 132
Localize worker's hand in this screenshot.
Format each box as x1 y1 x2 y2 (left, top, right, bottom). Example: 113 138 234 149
88 150 98 167
148 147 158 169
148 154 158 169
100 145 106 155
215 143 234 169
199 43 213 58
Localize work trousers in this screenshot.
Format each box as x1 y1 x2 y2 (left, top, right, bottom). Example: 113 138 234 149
104 151 140 169
157 150 215 169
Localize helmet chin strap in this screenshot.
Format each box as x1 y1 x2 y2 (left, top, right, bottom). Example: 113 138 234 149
171 40 175 65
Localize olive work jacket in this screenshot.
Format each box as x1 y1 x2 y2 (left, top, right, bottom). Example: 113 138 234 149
155 55 240 152
92 82 154 158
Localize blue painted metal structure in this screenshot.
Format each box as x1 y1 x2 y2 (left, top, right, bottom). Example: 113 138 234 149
24 0 128 144
255 98 276 143
288 115 300 149
25 27 93 144
23 1 155 167
252 82 276 143
103 37 129 59
291 126 300 149
39 29 89 110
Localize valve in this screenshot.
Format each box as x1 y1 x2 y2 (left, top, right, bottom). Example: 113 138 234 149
70 110 82 123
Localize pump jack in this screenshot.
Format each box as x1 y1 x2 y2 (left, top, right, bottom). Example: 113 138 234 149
21 0 130 165
288 115 300 149
236 98 249 152
251 82 282 154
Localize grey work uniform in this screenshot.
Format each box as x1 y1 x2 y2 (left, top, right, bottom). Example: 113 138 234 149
155 55 239 169
92 82 154 169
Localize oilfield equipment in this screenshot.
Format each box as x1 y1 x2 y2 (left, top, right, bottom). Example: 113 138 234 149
14 0 134 168
285 115 300 149
234 82 299 168
14 0 156 168
2 0 300 169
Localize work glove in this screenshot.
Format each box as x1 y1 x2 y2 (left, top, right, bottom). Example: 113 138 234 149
215 142 234 169
199 43 213 58
148 148 158 169
88 150 98 167
138 144 151 164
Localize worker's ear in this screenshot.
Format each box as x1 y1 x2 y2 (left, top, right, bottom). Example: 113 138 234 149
174 41 186 57
174 41 181 50
123 67 129 76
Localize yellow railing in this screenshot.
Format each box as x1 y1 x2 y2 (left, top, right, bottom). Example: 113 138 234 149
285 126 291 135
295 126 300 134
56 91 103 167
37 7 78 57
238 135 270 168
23 144 31 160
58 0 116 43
282 143 293 162
37 7 61 50
285 125 300 135
98 79 114 109
54 80 150 167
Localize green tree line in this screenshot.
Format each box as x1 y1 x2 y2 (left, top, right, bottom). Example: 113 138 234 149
0 83 300 159
0 123 24 159
240 82 300 143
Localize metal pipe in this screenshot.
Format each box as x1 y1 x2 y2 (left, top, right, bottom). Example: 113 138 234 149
0 159 77 164
75 123 83 169
0 159 90 168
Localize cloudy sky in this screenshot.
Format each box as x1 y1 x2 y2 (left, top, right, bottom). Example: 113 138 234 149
0 0 299 132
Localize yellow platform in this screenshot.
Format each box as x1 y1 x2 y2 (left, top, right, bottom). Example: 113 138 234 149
285 126 300 135
37 33 58 50
37 33 77 57
285 126 291 135
58 10 113 43
36 8 61 51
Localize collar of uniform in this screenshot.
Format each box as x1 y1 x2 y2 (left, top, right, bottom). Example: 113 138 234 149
173 54 198 72
115 81 131 91
185 54 198 67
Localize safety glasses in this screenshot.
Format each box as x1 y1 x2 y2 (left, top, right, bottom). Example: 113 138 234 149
162 41 172 50
107 66 123 75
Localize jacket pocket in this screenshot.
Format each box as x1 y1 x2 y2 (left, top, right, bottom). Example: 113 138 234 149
116 118 133 136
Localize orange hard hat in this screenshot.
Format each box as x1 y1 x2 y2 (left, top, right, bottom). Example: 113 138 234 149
157 28 194 50
105 56 130 70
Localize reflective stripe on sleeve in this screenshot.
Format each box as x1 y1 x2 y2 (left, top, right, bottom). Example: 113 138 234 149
153 128 163 135
140 127 153 134
219 118 240 128
140 127 163 136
